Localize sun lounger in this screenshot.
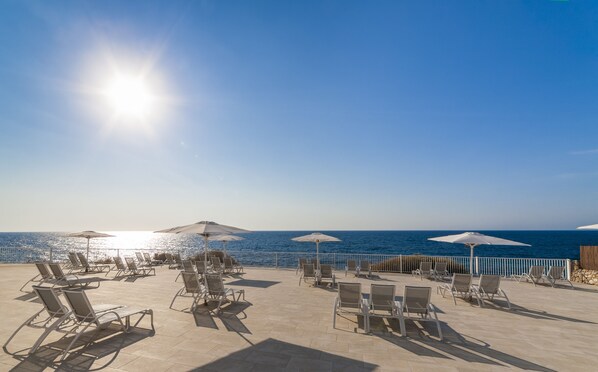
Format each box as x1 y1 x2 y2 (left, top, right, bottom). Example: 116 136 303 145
211 256 224 273
332 282 368 331
299 264 317 286
125 257 156 276
296 258 307 275
135 252 149 267
112 256 132 277
543 266 573 288
224 257 243 274
173 253 183 269
364 284 399 333
170 272 206 311
195 260 208 278
513 265 545 286
20 262 55 292
359 260 372 278
471 275 511 310
397 286 442 340
76 252 111 275
345 260 358 277
412 262 432 280
60 288 154 360
437 273 473 305
204 273 245 313
175 259 196 282
165 253 176 268
48 262 103 289
143 252 163 266
432 262 449 281
319 264 336 287
66 252 85 273
3 286 122 355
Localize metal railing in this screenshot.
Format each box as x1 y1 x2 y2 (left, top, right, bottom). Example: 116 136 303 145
0 246 571 280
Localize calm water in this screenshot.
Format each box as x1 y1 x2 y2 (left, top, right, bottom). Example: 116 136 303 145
0 230 596 263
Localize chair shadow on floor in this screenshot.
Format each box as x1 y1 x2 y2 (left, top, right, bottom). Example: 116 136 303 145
192 301 253 334
7 326 153 372
369 317 556 372
225 279 279 288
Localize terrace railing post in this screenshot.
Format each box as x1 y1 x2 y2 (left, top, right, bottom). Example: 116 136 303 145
475 256 480 275
566 258 571 280
400 254 402 273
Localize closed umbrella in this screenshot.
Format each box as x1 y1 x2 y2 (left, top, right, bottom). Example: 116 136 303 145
155 221 249 267
67 231 115 263
292 232 341 269
208 234 245 255
428 232 530 274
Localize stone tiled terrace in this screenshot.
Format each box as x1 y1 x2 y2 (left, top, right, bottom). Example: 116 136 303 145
1 263 597 371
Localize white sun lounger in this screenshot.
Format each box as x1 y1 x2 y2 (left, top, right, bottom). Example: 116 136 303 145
170 272 206 311
364 284 399 333
513 265 545 286
437 273 473 305
345 260 358 277
397 286 443 340
543 266 574 288
125 257 156 276
20 262 55 292
76 252 111 275
299 264 317 286
471 275 511 310
333 282 368 331
48 262 103 289
412 262 433 280
204 273 245 314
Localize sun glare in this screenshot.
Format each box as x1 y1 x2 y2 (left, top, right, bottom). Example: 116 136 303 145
103 75 153 119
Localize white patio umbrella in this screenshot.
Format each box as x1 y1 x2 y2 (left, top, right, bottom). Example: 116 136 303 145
577 224 598 230
155 221 249 266
67 231 115 263
208 234 245 255
292 232 341 269
428 232 530 274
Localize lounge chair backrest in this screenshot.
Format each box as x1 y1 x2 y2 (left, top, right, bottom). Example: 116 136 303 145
310 258 318 266
165 253 174 262
420 262 432 272
68 252 81 266
205 273 226 295
35 262 52 279
48 262 66 280
224 258 233 269
211 256 222 268
77 253 91 268
303 264 315 277
530 266 544 279
143 252 152 262
32 286 69 318
125 257 137 270
338 282 362 308
182 259 195 273
299 258 307 266
371 284 395 311
182 272 202 294
360 260 370 270
62 289 97 323
434 262 447 272
320 264 333 278
174 253 182 264
451 274 472 292
403 286 431 314
478 275 500 294
114 256 126 270
347 260 356 270
135 252 144 262
195 261 207 274
548 266 564 280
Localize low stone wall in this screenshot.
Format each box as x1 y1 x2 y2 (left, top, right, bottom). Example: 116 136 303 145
571 268 598 285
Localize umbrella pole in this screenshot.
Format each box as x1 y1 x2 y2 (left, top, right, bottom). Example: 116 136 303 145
469 244 475 274
316 241 320 270
86 238 90 272
204 235 209 271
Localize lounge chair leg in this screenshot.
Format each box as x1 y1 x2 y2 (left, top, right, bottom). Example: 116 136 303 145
332 301 337 329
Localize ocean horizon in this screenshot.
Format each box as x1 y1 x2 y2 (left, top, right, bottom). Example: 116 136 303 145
2 230 597 263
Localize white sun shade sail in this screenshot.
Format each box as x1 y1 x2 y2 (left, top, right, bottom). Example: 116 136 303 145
577 224 598 230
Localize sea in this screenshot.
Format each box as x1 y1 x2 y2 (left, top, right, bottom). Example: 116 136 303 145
0 230 596 265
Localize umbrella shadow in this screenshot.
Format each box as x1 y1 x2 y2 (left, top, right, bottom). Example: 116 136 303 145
507 303 596 324
225 279 280 288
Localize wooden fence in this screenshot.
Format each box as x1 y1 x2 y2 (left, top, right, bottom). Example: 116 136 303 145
580 246 598 270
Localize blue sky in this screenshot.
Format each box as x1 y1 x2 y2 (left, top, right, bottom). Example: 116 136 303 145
0 0 597 231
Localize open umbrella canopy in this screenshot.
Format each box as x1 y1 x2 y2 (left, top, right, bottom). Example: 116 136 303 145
292 233 341 269
577 224 598 230
67 231 115 263
208 234 245 255
292 232 341 243
428 232 530 274
155 221 249 265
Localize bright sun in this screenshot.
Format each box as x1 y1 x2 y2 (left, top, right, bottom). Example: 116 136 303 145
103 75 153 119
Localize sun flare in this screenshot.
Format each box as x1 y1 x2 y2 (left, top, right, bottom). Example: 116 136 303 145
103 75 153 119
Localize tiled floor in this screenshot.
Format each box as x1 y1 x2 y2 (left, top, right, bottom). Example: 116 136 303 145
1 264 597 371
